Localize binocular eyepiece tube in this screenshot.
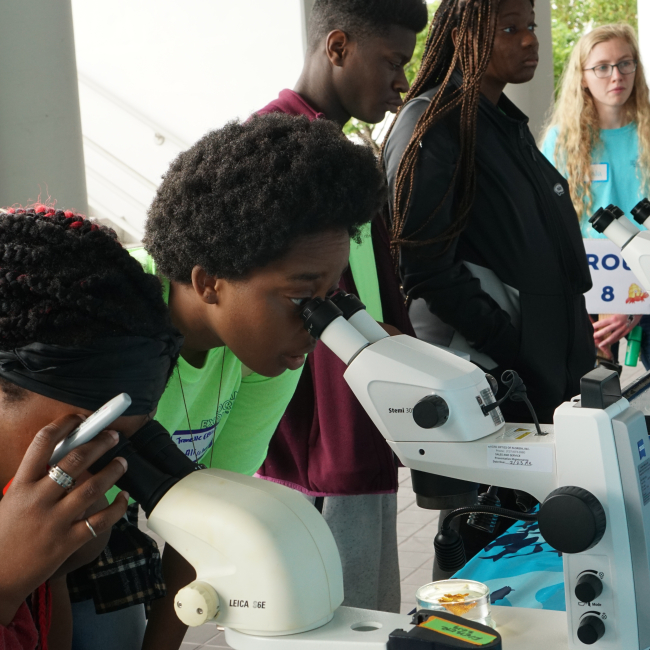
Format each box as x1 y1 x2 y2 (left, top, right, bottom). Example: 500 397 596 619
590 199 650 246
632 198 650 227
300 296 371 365
300 291 390 365
590 204 640 248
330 291 389 344
90 420 203 517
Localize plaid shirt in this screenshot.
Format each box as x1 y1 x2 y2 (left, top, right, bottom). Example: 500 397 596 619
67 504 165 613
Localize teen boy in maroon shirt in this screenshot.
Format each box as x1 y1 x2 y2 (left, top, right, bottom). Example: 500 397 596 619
256 0 427 613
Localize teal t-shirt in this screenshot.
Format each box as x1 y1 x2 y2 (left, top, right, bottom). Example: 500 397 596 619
128 249 302 475
542 123 644 238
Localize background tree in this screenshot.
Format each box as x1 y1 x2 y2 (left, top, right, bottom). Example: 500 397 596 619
343 2 439 153
344 0 639 149
551 0 638 91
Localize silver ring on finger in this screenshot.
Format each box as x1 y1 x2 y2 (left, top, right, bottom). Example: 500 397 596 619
48 465 76 490
85 519 98 539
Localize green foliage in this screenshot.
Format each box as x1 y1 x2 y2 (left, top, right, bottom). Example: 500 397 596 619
405 2 440 86
343 2 439 152
551 0 638 91
344 0 640 145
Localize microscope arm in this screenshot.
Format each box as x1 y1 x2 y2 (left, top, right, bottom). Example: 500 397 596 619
88 289 649 649
387 427 557 503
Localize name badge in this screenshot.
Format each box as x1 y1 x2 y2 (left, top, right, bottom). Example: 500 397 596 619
591 163 609 182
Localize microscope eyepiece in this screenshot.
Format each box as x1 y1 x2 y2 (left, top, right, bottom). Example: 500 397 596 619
89 432 179 517
329 291 365 320
130 419 202 480
607 204 625 219
300 297 371 365
589 206 618 233
632 198 650 226
300 297 344 340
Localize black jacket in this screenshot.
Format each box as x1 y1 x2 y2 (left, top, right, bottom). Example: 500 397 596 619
384 84 595 423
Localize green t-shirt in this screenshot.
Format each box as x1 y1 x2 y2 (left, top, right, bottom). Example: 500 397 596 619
348 222 384 322
128 248 302 475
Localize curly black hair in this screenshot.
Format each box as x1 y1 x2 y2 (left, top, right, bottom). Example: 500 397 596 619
0 208 177 350
308 0 429 50
144 113 386 283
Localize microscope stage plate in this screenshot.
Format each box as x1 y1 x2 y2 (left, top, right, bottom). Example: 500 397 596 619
224 605 569 649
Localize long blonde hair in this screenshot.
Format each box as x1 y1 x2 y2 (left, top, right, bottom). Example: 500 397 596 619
542 24 650 220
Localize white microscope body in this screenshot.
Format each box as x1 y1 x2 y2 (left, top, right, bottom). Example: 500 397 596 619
589 200 650 290
145 291 650 649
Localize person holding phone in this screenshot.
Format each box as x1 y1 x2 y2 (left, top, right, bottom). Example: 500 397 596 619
0 207 182 649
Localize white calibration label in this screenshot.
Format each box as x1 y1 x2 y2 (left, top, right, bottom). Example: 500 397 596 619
487 444 553 473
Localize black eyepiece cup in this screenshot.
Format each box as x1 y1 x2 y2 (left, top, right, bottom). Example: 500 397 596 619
632 198 650 226
589 206 618 234
300 297 344 340
330 291 366 320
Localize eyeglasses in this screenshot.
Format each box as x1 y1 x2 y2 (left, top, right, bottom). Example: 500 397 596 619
584 59 638 79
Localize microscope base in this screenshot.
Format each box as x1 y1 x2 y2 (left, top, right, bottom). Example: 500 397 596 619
225 605 568 649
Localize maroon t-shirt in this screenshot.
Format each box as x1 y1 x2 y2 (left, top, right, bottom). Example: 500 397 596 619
0 602 38 650
255 90 414 495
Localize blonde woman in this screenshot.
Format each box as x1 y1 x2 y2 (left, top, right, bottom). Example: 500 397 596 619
542 23 650 366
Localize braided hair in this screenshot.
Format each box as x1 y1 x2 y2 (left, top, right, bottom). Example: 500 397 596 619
0 206 176 351
383 0 532 263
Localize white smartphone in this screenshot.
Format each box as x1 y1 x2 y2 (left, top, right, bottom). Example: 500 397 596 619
49 393 132 465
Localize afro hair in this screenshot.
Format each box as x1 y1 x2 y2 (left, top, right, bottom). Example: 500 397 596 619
144 112 387 283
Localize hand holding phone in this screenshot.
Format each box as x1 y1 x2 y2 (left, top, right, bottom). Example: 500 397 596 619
0 413 129 626
49 394 132 465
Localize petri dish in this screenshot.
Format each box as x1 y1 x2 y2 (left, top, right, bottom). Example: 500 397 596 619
415 579 495 629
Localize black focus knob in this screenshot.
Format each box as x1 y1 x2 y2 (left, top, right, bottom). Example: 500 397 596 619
412 395 449 429
575 574 603 603
538 486 606 554
577 615 605 645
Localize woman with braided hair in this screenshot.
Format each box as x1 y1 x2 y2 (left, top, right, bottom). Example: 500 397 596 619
383 0 595 569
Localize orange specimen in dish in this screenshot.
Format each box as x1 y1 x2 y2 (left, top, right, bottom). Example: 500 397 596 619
437 593 478 616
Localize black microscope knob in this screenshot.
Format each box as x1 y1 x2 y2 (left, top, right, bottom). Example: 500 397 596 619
412 395 449 429
577 615 605 645
538 486 606 554
575 574 603 603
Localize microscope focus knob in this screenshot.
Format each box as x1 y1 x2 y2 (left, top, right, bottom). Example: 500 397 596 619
577 615 605 645
174 580 220 627
412 395 449 429
538 486 606 554
575 573 603 603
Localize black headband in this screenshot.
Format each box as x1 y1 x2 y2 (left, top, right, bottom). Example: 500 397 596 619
0 335 183 415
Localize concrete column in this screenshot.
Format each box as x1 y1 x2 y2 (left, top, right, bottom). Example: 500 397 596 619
301 0 316 55
0 0 88 213
639 0 649 78
505 0 554 141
